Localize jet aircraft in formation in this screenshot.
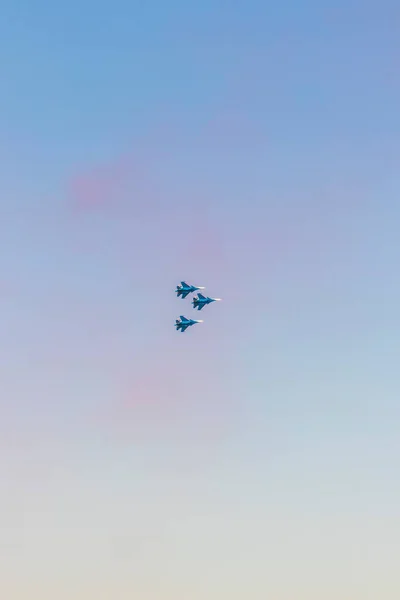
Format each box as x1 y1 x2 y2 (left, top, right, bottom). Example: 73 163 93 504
175 316 203 333
192 293 221 311
175 281 205 299
174 281 221 332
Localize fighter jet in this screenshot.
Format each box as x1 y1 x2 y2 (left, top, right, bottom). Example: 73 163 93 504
175 281 205 299
192 293 221 311
175 315 203 332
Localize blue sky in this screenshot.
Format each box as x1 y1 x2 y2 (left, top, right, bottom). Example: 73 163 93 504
1 1 400 598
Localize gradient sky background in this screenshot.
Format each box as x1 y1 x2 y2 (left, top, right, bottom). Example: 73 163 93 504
1 1 400 598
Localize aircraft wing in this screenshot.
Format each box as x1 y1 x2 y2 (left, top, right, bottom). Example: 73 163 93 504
197 293 206 300
179 289 190 298
180 324 189 332
180 316 188 322
181 281 189 288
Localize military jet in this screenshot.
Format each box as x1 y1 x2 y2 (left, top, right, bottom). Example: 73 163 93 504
192 293 221 311
175 315 203 332
175 281 205 299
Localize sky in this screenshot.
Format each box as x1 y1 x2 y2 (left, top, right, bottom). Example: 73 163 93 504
1 1 400 598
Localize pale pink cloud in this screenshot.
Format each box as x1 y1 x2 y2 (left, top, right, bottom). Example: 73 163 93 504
66 136 229 273
199 106 269 151
68 152 141 214
97 375 235 448
66 124 185 218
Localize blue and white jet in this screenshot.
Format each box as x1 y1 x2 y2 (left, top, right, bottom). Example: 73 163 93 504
175 281 205 299
192 293 221 311
175 315 203 332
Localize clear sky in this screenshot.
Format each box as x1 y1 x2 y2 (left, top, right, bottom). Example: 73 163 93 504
1 1 400 598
